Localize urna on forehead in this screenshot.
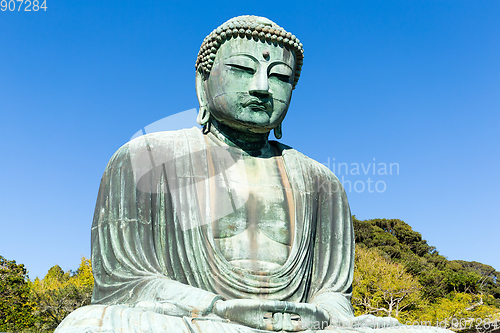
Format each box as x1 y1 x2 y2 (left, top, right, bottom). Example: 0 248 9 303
196 15 304 89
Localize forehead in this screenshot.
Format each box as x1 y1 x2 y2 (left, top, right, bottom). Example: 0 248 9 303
216 38 296 67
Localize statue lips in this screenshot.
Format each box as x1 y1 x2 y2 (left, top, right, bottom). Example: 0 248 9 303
242 97 273 113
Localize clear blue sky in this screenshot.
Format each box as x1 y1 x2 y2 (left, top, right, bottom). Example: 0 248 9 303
1 0 498 279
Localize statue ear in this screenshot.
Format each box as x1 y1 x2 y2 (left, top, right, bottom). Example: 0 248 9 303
195 69 210 126
274 123 283 139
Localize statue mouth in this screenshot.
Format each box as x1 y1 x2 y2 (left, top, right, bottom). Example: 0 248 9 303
243 98 272 112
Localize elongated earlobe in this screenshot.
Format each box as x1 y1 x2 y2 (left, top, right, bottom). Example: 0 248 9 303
274 123 282 139
197 106 210 126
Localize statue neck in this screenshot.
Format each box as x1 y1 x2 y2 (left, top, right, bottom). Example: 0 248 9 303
208 119 270 152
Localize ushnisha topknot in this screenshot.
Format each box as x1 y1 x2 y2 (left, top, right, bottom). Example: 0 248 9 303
196 15 304 89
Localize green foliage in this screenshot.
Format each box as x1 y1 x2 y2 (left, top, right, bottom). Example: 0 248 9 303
353 217 500 302
452 260 500 307
352 216 500 330
0 255 35 332
406 293 500 331
352 245 424 320
30 257 93 333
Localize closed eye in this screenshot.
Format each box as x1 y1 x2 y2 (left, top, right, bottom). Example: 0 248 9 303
227 64 255 74
270 73 291 83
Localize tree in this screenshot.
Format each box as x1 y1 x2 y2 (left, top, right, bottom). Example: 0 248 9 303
352 216 500 330
409 292 500 332
452 261 500 307
352 217 500 307
31 257 93 332
0 255 35 332
352 245 424 320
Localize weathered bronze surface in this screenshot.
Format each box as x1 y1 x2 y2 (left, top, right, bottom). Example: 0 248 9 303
55 15 451 333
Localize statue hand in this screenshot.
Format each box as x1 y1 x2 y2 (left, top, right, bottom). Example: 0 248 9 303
212 299 294 331
285 302 330 331
212 300 330 332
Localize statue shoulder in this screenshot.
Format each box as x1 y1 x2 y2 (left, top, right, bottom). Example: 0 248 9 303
272 141 340 184
104 127 203 171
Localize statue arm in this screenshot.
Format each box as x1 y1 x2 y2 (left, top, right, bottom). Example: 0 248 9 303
308 290 354 322
306 168 356 322
90 140 222 317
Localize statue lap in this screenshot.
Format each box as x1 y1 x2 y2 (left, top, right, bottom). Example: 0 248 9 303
56 305 452 333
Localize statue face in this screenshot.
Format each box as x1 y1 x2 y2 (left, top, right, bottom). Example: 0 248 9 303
201 37 296 134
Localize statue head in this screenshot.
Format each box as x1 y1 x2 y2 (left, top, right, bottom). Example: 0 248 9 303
195 16 304 139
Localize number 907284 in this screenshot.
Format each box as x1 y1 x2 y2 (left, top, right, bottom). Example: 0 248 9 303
1 0 47 11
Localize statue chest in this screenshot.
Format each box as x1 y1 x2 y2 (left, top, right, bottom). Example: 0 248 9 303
210 153 293 271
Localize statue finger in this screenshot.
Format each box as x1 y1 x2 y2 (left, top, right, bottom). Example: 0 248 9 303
258 300 288 312
282 313 296 331
269 312 283 331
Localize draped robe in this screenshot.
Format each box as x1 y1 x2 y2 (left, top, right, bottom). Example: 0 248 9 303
55 128 448 333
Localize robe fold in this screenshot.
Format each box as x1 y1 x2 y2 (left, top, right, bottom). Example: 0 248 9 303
55 128 448 333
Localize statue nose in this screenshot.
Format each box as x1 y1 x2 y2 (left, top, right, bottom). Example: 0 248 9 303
249 69 271 97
